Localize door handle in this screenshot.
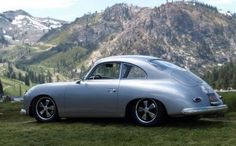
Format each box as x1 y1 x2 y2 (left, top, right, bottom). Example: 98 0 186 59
107 88 116 93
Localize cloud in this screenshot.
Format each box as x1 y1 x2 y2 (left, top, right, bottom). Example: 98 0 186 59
0 0 77 11
204 0 234 5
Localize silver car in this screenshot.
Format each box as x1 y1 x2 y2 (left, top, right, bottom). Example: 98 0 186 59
21 55 228 126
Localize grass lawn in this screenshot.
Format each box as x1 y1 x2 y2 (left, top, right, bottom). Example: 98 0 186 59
0 93 236 146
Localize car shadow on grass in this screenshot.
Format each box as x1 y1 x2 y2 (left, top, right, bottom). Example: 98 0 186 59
48 117 225 129
59 117 134 127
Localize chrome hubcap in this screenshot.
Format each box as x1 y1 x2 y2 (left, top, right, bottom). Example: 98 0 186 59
135 99 158 123
36 97 55 120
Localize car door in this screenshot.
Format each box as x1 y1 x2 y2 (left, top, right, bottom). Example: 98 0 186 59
65 62 121 117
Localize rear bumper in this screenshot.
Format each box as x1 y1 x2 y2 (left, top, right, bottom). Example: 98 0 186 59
181 104 228 115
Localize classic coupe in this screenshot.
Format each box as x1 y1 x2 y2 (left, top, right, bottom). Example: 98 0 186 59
21 55 228 126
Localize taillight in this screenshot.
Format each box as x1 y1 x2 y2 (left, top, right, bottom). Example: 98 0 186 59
207 93 221 106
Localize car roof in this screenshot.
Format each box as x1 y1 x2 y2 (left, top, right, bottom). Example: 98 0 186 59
96 55 161 64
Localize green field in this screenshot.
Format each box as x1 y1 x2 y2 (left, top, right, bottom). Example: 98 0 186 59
0 92 236 146
0 76 30 96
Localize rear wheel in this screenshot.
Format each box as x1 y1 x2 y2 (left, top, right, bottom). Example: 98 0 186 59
132 98 165 126
32 96 59 122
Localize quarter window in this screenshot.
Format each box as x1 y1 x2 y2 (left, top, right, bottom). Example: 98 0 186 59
122 64 146 79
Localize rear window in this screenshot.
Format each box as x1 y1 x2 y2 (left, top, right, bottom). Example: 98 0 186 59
150 60 184 71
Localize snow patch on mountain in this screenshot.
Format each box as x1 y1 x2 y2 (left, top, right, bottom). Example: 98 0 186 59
0 10 67 45
12 15 51 30
36 18 63 29
218 9 233 17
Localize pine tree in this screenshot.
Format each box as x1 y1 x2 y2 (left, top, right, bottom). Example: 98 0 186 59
19 85 22 96
25 74 30 86
0 79 3 95
56 74 60 82
232 74 236 89
47 71 52 83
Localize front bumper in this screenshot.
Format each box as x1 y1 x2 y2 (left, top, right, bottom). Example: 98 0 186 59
182 104 228 115
20 109 26 115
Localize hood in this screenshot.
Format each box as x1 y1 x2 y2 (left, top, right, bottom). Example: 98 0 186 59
39 82 75 87
25 82 75 95
171 69 204 87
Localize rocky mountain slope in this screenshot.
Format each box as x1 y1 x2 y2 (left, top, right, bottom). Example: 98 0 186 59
0 10 66 46
38 1 236 76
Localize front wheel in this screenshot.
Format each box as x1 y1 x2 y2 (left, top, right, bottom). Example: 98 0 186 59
32 96 59 122
132 98 166 126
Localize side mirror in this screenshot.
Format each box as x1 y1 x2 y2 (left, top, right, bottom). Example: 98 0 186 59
76 80 81 84
75 76 86 84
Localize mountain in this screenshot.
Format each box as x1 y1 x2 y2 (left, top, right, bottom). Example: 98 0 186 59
0 10 67 46
1 1 236 83
38 1 236 77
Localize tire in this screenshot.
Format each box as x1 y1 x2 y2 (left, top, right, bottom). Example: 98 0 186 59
132 98 166 126
32 96 59 122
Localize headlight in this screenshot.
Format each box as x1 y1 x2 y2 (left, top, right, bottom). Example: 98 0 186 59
192 97 202 103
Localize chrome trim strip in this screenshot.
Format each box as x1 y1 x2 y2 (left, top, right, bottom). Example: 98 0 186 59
182 105 228 115
210 101 222 106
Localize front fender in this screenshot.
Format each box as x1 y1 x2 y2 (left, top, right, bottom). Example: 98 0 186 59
24 83 68 117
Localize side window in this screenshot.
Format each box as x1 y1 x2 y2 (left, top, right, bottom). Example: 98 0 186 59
122 64 147 79
88 63 120 80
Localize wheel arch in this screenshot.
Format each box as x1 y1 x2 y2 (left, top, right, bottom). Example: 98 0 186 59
125 97 167 118
29 94 55 117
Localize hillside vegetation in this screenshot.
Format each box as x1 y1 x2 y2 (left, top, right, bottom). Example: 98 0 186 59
203 62 236 89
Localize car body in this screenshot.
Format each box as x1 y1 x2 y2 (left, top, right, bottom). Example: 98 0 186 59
21 55 228 126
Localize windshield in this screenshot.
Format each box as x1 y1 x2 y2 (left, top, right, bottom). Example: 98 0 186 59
150 60 184 71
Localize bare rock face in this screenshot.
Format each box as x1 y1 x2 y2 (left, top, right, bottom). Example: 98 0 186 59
102 3 133 21
37 2 236 74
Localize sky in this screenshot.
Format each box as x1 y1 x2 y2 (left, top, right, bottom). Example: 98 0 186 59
0 0 235 21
